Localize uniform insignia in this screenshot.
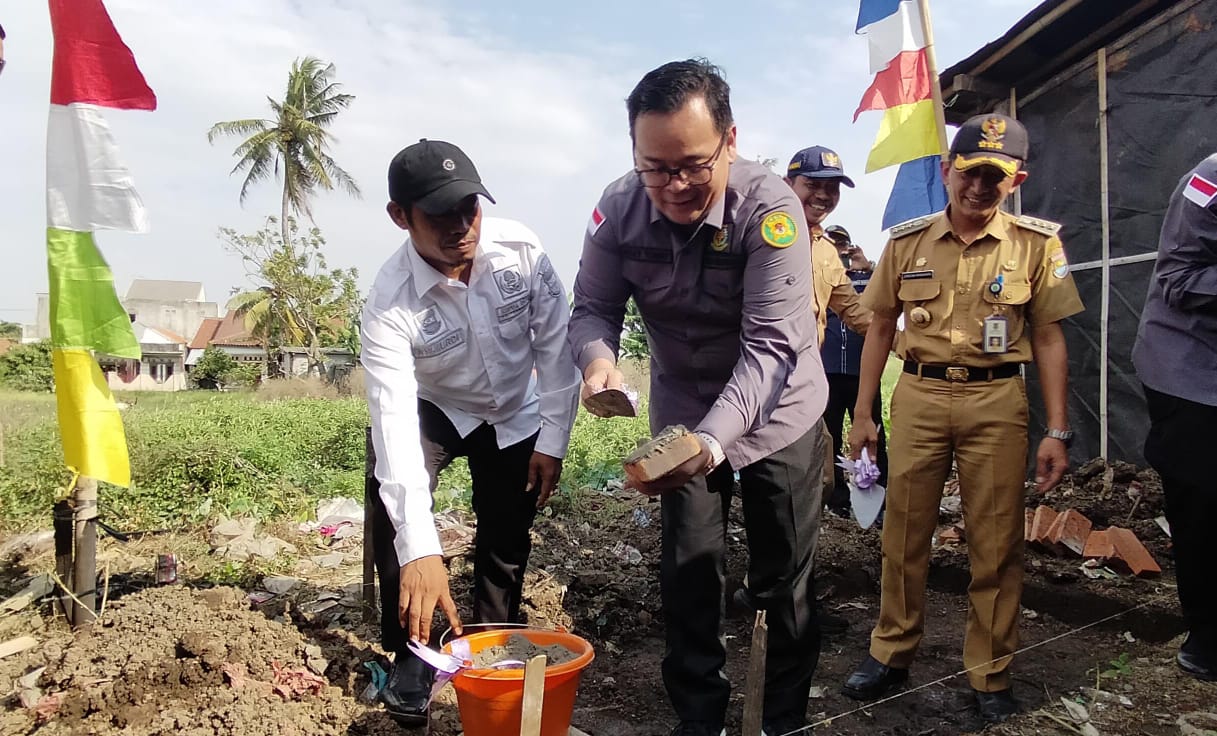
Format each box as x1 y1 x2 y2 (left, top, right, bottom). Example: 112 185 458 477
1014 214 1062 237
1183 172 1217 208
416 306 446 342
761 212 798 248
587 206 606 237
710 226 730 252
1050 248 1070 279
1003 259 1018 271
915 257 927 267
890 214 935 239
821 151 841 169
537 254 564 299
494 266 527 299
979 117 1007 151
909 306 931 326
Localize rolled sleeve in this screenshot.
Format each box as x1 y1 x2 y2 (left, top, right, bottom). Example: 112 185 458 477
569 208 631 371
698 204 813 448
1158 195 1217 311
361 298 441 566
530 253 581 458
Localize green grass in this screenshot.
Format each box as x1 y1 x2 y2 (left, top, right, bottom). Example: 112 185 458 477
0 388 652 532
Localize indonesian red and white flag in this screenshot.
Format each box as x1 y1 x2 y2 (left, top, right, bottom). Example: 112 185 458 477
1183 172 1217 208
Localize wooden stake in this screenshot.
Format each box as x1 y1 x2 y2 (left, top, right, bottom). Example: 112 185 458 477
742 610 769 736
520 654 547 736
72 477 98 628
53 499 73 622
363 427 378 623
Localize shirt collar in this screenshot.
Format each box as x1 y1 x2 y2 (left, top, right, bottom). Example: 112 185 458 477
405 236 466 298
933 208 1012 244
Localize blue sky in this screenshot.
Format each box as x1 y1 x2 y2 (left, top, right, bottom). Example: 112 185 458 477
0 0 1041 328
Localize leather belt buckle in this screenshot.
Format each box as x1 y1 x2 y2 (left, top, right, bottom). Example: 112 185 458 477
945 366 970 382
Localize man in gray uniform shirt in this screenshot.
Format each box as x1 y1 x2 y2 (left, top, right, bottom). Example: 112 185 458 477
1133 152 1217 683
568 58 830 736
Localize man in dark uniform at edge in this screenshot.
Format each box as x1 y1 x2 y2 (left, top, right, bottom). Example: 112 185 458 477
842 114 1083 723
568 58 830 736
1133 152 1217 684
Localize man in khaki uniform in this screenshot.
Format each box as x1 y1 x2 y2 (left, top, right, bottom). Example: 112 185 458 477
784 146 872 344
841 114 1083 723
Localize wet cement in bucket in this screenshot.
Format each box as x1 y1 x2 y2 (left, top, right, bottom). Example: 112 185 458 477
468 633 578 668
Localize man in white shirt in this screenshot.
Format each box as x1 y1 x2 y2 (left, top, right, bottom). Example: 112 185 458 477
361 139 581 726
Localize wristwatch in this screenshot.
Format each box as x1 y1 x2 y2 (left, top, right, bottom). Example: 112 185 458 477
1045 427 1074 447
695 431 726 473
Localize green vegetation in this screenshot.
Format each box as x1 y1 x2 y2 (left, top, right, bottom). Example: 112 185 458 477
0 340 54 392
191 346 262 389
0 389 651 534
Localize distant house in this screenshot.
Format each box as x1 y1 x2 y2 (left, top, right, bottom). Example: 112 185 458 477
278 345 358 379
185 311 266 371
27 279 219 350
98 322 188 391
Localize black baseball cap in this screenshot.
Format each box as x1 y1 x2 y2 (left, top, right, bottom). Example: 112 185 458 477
388 139 495 215
949 114 1028 177
787 146 855 188
825 225 851 245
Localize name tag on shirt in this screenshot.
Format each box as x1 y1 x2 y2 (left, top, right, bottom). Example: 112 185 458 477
900 270 934 281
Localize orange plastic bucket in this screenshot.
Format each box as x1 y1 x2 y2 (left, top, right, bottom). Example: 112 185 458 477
441 628 594 736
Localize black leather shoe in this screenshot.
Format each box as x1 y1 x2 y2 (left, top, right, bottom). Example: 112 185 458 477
842 655 908 700
762 712 807 736
975 688 1019 723
1178 649 1217 681
380 652 434 727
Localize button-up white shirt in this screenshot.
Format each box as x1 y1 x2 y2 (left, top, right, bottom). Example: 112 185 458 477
362 217 581 566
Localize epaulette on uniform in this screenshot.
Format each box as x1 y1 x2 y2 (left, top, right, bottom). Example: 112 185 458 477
1014 214 1062 237
889 214 936 239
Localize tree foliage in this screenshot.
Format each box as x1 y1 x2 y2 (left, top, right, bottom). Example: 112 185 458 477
0 321 22 339
222 217 362 375
0 340 54 392
620 298 650 361
191 346 261 389
207 56 360 247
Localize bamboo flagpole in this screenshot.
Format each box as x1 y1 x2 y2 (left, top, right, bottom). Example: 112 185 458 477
917 0 951 162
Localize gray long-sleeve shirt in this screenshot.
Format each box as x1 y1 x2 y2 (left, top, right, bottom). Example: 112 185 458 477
1133 153 1217 407
568 159 828 469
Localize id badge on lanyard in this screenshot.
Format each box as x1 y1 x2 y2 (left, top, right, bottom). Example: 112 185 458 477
983 314 1008 353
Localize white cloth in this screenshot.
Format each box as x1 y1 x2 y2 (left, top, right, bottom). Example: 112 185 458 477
361 217 581 566
860 0 927 74
46 103 150 233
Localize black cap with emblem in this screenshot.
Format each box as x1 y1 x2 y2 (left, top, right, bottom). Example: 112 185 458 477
949 114 1029 178
388 139 496 214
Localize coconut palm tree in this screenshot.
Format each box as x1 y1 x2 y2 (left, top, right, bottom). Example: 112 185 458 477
207 56 361 246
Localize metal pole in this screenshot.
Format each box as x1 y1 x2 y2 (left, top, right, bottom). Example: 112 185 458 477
1097 48 1111 461
72 477 98 627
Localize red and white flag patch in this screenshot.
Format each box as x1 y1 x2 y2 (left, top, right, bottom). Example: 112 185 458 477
1183 173 1217 208
587 206 606 237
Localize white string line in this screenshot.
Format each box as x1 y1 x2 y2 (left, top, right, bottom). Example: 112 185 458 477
776 595 1171 736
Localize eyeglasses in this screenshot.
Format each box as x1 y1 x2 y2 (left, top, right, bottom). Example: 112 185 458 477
634 135 727 189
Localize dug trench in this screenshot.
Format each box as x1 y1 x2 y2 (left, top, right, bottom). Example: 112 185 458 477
1 461 1212 735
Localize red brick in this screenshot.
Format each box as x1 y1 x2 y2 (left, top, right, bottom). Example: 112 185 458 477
624 426 702 484
1106 527 1162 578
1083 529 1116 560
937 525 965 545
1030 506 1059 548
1045 509 1093 557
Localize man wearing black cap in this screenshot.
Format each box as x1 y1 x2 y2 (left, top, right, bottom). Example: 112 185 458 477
362 139 580 726
842 115 1083 723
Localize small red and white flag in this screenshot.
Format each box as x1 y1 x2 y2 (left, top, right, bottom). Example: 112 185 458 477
1183 172 1217 208
587 206 606 237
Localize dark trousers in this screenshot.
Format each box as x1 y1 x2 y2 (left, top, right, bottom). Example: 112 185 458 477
661 422 825 725
823 373 888 508
1143 385 1217 654
369 399 539 653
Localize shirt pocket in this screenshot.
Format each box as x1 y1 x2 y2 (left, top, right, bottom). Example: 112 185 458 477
493 295 532 340
411 329 468 374
897 279 941 303
979 278 1031 343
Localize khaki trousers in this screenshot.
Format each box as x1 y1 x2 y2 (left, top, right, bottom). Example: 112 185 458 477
869 372 1028 691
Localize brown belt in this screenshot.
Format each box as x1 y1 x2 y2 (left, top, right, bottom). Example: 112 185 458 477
903 360 1022 383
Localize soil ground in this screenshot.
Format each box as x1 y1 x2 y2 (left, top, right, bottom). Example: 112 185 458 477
2 459 1214 735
